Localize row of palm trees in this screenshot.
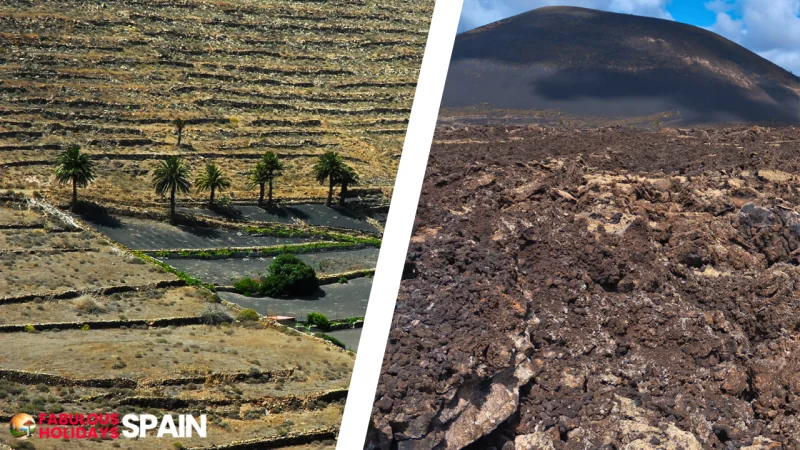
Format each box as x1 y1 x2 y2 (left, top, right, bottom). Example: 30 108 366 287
54 145 360 222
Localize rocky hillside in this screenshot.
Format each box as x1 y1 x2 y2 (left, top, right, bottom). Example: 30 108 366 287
442 7 800 126
368 125 800 449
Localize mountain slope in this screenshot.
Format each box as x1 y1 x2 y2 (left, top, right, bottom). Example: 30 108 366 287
442 6 800 125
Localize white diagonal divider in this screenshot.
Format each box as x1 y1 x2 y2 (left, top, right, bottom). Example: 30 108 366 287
335 0 464 448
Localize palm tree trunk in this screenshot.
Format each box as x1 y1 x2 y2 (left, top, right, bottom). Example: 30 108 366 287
259 183 265 207
177 129 182 147
326 176 334 206
209 186 215 208
339 182 348 206
71 177 78 211
268 179 274 206
170 186 176 223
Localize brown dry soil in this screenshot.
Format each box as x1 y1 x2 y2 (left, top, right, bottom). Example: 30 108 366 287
0 248 174 298
368 126 800 449
0 286 207 325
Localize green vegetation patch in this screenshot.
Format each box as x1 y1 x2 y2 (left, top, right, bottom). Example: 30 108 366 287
244 225 382 247
314 332 347 350
132 251 216 291
232 253 320 298
261 254 320 297
151 241 372 260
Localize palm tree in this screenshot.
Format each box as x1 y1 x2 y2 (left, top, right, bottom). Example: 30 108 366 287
313 151 344 207
195 163 231 208
172 118 187 146
153 155 191 223
248 152 283 207
54 144 96 211
337 165 359 206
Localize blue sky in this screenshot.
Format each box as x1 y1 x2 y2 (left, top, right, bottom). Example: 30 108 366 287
457 0 800 75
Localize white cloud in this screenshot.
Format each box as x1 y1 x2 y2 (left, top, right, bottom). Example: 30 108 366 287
457 0 673 32
706 0 800 75
759 49 800 75
610 0 673 19
710 11 745 42
704 0 737 14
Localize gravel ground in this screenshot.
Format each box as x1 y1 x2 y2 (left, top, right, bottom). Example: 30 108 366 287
176 204 379 232
218 277 373 320
91 216 312 250
178 205 298 224
327 328 363 352
289 204 379 233
164 248 379 285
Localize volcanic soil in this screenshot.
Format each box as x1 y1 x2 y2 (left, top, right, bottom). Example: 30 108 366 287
368 125 800 449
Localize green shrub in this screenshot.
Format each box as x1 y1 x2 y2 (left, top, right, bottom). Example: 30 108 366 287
81 324 90 331
338 276 348 284
306 312 331 330
261 254 319 297
314 333 346 350
233 278 261 296
24 325 35 333
236 308 260 321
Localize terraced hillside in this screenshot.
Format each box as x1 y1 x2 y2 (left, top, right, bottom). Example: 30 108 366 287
0 196 352 449
0 0 432 205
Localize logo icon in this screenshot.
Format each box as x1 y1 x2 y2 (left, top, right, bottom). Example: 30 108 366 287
9 413 36 438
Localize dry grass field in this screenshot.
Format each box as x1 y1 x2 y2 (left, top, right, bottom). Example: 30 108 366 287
0 286 207 325
0 201 47 227
0 249 174 298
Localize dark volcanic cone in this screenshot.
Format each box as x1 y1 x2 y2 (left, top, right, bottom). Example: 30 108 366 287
442 6 800 125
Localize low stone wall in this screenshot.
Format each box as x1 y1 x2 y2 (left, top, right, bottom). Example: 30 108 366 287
0 368 295 389
144 242 366 260
0 316 204 333
0 279 186 305
318 268 375 285
139 368 295 388
0 247 100 255
118 388 348 411
0 369 138 389
326 320 364 331
0 223 43 230
187 428 338 450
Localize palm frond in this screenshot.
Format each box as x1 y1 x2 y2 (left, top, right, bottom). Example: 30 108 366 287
312 151 344 186
54 145 95 187
152 155 192 196
195 163 231 193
